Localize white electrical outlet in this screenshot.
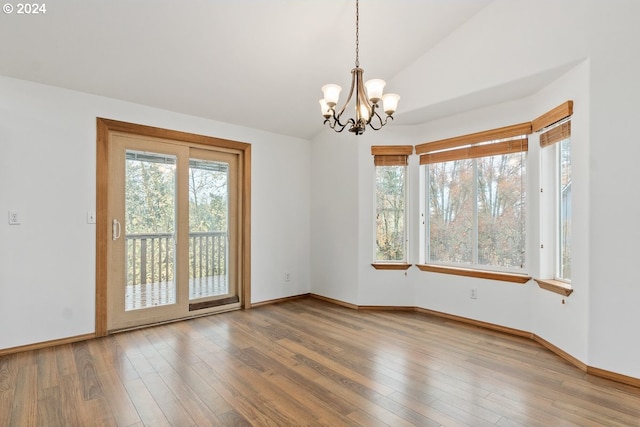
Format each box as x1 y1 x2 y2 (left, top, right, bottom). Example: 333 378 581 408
8 211 20 225
470 288 478 299
284 272 291 282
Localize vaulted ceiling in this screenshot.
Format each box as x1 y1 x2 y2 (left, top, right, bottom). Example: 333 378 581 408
0 0 494 139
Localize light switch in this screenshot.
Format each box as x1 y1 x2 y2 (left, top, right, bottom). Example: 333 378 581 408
8 211 20 225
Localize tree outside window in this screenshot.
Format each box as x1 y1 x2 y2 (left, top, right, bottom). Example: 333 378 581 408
427 152 526 270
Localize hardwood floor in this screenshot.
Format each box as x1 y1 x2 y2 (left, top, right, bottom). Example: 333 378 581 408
1 297 639 426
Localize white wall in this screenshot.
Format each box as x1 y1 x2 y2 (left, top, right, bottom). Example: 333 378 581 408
586 0 640 378
310 130 360 305
0 76 311 350
311 0 640 379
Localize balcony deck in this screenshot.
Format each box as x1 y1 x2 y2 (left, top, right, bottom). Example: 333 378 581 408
125 276 228 311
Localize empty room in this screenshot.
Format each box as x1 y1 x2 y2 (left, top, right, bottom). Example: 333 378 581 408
1 0 639 425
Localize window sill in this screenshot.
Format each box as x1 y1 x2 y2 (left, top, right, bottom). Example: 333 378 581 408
416 264 531 284
371 263 412 271
535 279 573 296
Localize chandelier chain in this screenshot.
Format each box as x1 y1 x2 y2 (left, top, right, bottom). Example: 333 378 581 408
355 0 359 68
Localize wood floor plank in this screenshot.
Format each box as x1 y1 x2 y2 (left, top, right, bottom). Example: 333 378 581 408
97 368 142 427
244 345 357 419
0 353 16 392
278 338 395 396
313 373 433 427
36 385 65 427
217 408 253 427
54 344 76 378
72 341 104 401
203 353 313 426
57 374 88 427
36 347 59 390
9 362 38 427
139 372 197 427
387 391 471 427
191 359 292 427
297 352 439 426
1 297 639 426
91 336 139 383
486 390 604 427
155 367 223 427
0 354 17 427
122 377 172 427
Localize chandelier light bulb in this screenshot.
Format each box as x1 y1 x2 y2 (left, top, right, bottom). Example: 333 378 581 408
321 84 342 107
382 93 400 115
364 79 386 104
359 103 370 122
319 99 332 118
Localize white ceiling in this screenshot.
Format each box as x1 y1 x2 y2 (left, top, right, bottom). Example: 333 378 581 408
0 0 494 140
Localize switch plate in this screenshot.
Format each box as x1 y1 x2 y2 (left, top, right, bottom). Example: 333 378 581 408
8 211 20 225
284 272 291 282
87 211 96 224
470 288 478 299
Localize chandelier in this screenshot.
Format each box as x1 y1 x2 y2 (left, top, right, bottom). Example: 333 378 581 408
319 0 400 135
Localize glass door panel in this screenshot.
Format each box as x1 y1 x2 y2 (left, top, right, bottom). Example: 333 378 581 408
107 134 188 332
125 151 177 310
188 159 230 300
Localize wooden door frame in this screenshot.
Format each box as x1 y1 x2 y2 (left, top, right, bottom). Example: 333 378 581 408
95 118 252 337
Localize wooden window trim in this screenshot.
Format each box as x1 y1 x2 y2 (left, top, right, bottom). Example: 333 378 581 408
371 263 412 271
371 145 413 156
535 278 573 296
532 101 573 132
416 264 531 284
420 138 528 164
415 122 532 155
540 121 571 147
371 145 413 166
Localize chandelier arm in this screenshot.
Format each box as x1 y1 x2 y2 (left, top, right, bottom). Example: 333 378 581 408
329 122 349 133
367 110 385 131
355 69 373 122
367 111 393 131
332 107 353 130
325 111 356 133
334 68 358 122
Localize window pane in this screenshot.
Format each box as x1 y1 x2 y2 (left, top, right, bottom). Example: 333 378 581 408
428 160 474 264
559 139 571 280
477 153 526 269
189 159 230 299
375 165 406 261
124 151 177 310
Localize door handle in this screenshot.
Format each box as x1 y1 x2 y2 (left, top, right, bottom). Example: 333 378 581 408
112 219 122 241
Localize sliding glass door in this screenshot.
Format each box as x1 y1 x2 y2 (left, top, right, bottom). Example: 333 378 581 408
106 133 241 331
